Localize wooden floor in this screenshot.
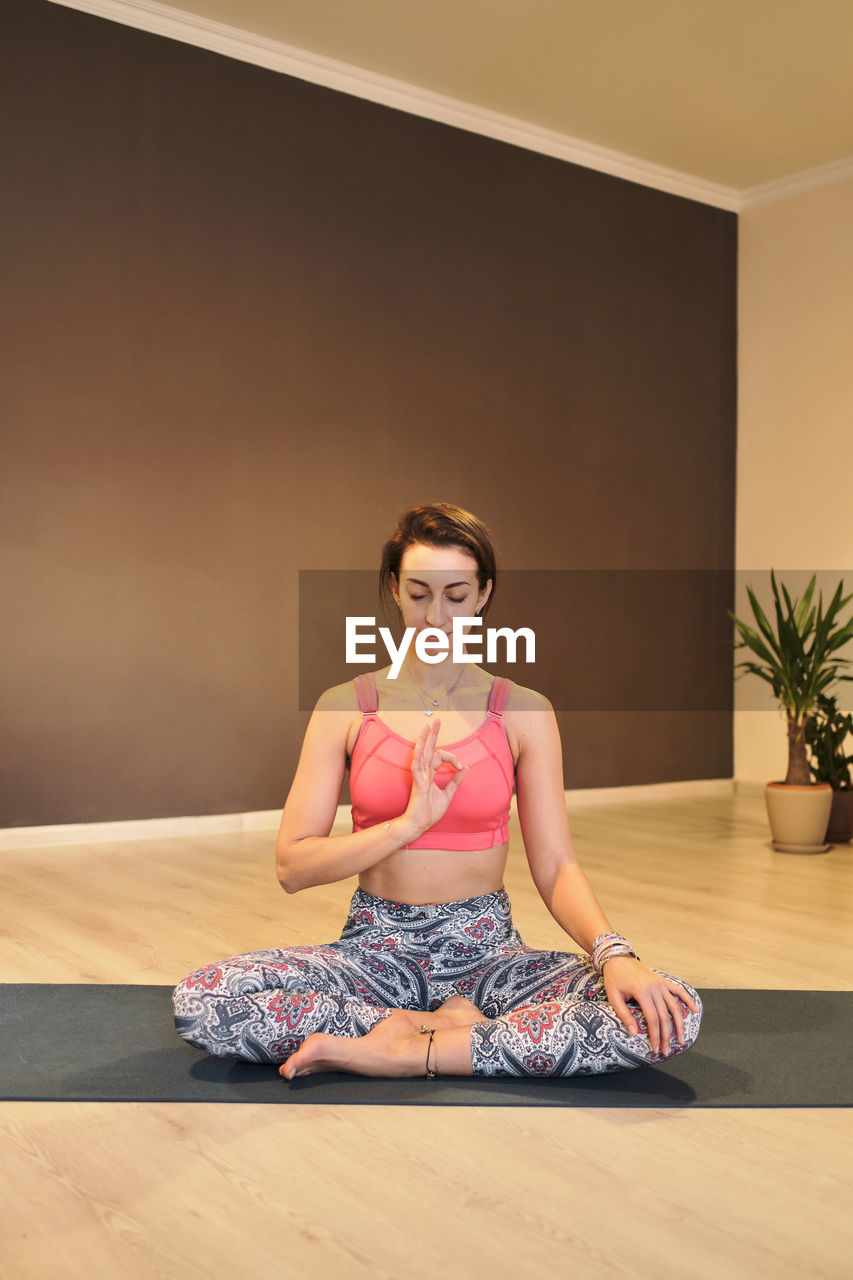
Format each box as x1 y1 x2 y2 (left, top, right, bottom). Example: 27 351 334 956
2 785 852 1279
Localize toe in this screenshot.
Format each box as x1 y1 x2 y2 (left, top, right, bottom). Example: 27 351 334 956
280 1040 313 1079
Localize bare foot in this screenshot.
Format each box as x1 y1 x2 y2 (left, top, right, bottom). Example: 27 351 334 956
279 1011 426 1080
432 995 488 1028
370 997 486 1033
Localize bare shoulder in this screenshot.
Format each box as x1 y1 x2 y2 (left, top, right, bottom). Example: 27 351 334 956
299 677 362 762
313 677 361 714
501 678 557 753
502 678 553 714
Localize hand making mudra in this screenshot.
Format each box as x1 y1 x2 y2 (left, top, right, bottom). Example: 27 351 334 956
172 502 702 1080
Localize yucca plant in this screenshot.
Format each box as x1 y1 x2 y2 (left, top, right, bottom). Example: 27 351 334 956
728 571 853 785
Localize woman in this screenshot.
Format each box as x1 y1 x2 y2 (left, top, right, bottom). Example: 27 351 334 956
173 503 702 1080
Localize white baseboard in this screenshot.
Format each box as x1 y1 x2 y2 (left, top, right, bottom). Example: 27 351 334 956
0 808 283 850
563 778 735 807
0 780 736 850
733 779 768 796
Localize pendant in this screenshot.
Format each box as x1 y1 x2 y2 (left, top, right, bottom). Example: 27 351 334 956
424 709 433 716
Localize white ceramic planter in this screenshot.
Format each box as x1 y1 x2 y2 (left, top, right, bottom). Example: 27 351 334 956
764 782 833 853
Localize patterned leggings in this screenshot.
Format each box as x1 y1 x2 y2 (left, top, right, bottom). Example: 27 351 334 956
172 886 703 1077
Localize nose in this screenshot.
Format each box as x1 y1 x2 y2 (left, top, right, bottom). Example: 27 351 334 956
425 596 447 628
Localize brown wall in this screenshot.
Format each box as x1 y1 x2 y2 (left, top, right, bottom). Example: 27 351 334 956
1 0 736 827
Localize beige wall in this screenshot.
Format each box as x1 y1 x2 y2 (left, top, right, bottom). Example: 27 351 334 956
736 176 853 781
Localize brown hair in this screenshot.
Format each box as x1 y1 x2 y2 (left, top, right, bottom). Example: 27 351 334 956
379 503 498 620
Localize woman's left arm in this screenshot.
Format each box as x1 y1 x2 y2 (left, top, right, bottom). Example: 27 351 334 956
513 691 699 1055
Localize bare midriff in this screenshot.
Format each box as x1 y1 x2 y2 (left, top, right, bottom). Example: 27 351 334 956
358 843 509 906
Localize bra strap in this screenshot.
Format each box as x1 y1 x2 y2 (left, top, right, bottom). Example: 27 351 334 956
353 672 378 714
487 676 512 717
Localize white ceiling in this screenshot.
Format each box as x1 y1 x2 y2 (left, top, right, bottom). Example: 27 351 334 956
56 0 853 206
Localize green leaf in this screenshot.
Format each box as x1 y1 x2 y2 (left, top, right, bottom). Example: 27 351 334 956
794 576 817 629
729 617 781 671
742 587 783 658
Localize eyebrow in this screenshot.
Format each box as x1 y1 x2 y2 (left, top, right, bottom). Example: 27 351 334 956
406 578 472 589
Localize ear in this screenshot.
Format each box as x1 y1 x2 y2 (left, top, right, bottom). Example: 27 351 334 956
477 578 493 614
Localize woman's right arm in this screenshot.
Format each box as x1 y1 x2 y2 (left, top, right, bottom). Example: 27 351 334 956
275 690 468 893
275 687 420 893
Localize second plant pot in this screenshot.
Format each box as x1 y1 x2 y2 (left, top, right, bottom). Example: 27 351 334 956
827 789 853 843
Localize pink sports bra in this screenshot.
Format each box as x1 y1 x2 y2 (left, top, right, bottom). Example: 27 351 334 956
349 672 516 851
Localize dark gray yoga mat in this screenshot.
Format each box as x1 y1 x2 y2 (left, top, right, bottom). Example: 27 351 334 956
1 984 850 1107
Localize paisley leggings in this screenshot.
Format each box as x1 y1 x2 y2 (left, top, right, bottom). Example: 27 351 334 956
172 886 703 1077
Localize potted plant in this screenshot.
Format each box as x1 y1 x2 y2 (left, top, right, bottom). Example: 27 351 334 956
728 571 853 853
805 693 853 843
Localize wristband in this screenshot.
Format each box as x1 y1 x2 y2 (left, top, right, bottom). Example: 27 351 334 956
592 932 640 973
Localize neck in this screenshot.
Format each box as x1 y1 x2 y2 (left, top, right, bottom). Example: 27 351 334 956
402 653 464 694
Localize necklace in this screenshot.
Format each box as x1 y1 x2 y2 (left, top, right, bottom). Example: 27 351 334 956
404 662 467 716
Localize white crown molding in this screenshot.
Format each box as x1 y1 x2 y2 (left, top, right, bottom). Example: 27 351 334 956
48 0 742 212
739 154 853 210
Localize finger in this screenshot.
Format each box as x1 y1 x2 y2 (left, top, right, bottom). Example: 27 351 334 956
437 751 465 769
607 991 639 1037
664 992 686 1046
654 994 680 1055
417 721 440 770
654 997 675 1055
411 745 426 787
440 764 469 800
666 979 700 1015
425 730 444 778
638 996 664 1055
422 719 441 763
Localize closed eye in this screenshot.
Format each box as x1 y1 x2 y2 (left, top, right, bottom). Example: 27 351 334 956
410 595 468 603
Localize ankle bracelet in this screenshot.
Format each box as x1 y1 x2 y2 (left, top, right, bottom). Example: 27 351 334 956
419 1025 438 1078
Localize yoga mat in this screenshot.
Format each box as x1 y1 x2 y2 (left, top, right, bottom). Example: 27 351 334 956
1 985 850 1107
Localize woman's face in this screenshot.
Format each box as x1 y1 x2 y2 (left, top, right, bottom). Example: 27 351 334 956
392 542 492 636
